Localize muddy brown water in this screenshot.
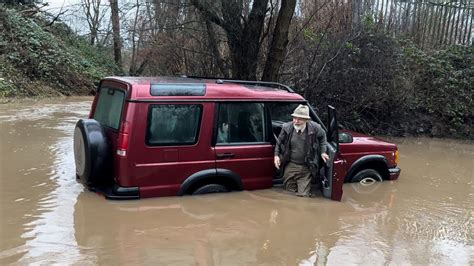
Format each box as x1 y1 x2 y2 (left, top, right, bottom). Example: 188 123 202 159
0 97 472 265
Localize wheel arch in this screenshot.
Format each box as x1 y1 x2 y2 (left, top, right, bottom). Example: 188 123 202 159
345 155 390 182
177 168 243 196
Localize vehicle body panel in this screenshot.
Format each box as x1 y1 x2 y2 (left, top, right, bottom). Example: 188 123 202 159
214 144 274 190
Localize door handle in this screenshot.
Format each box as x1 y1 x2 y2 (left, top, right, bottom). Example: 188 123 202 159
217 153 235 159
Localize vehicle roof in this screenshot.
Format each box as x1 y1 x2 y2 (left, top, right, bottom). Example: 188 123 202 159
101 76 306 101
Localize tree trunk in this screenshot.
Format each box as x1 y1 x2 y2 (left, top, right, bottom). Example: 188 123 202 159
191 0 269 80
205 20 228 78
352 0 362 29
129 0 140 75
110 0 122 71
463 7 472 44
262 0 297 82
231 0 269 80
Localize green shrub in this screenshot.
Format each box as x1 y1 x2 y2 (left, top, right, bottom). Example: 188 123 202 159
402 43 473 137
0 6 116 97
291 26 473 139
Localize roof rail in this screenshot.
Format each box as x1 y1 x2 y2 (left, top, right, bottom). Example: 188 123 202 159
182 75 295 93
183 75 226 80
215 79 295 93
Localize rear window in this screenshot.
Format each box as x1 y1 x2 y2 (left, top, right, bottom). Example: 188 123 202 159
150 83 206 96
146 104 202 146
93 88 125 130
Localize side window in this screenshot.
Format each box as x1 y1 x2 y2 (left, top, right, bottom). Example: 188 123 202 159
216 103 265 144
267 102 301 123
267 102 310 140
93 88 125 130
147 104 202 146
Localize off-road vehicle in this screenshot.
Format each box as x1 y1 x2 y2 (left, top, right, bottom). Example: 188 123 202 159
73 77 400 201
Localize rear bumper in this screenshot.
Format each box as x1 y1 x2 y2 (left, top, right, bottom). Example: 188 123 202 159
89 183 140 200
388 167 401 180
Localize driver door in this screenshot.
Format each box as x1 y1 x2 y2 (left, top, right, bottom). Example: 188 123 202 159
320 105 344 201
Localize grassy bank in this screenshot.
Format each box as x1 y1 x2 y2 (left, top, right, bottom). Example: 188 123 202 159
0 6 117 98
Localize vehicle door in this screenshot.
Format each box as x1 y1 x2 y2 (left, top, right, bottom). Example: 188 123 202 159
129 102 216 196
268 102 344 201
319 105 344 201
91 82 128 158
214 102 274 190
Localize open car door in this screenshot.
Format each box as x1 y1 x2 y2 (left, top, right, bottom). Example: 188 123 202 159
320 105 344 201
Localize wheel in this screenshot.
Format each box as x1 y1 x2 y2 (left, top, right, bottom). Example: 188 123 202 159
192 184 229 195
351 169 383 185
73 119 110 186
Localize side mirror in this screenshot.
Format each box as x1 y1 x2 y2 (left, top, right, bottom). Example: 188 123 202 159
338 132 353 143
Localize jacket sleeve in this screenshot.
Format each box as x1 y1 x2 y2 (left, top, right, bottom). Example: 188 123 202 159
316 125 328 154
274 127 287 156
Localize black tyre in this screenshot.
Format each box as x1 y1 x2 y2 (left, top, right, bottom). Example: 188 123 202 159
73 119 110 186
192 184 229 195
351 169 383 184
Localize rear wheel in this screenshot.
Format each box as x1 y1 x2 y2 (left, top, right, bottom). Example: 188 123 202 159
73 119 110 186
351 169 383 184
192 184 229 195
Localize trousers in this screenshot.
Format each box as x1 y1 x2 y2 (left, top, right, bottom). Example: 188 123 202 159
283 162 311 197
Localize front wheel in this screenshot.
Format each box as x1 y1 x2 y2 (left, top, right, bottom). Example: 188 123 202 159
351 169 383 185
192 184 229 195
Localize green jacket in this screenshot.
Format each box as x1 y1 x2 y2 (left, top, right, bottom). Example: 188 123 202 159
274 121 328 176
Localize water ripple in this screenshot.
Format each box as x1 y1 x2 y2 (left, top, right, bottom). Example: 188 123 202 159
16 101 89 264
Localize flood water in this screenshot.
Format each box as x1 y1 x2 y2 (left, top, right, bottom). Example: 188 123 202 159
0 98 472 265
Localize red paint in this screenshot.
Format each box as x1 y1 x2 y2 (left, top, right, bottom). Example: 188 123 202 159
88 77 400 201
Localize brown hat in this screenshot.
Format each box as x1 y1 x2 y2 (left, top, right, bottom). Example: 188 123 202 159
291 104 311 119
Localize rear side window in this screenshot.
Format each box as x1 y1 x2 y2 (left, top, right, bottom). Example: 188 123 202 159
216 103 266 144
93 88 125 130
147 104 202 146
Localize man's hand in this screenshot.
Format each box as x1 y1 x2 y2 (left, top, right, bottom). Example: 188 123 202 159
274 155 281 169
321 153 329 163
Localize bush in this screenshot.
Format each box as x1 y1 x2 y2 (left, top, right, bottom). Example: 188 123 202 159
285 26 473 139
402 43 473 138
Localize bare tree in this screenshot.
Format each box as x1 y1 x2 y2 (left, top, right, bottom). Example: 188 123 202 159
81 0 107 45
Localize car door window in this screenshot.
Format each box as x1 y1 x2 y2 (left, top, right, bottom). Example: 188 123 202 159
146 104 202 146
216 103 265 144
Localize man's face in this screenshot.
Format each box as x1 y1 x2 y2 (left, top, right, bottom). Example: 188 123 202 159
292 117 308 126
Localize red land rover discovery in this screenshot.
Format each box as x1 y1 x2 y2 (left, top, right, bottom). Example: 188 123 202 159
73 76 401 201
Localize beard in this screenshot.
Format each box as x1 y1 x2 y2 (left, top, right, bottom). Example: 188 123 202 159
294 124 306 132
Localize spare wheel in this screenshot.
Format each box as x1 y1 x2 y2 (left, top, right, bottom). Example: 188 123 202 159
74 119 110 186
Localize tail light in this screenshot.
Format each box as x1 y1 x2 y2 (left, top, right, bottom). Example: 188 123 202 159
117 121 130 157
394 148 399 166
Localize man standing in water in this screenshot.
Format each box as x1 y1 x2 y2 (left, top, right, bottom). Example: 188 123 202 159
274 105 329 197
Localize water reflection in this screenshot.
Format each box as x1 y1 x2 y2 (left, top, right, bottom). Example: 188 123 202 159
18 124 84 264
0 99 90 264
0 99 472 265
